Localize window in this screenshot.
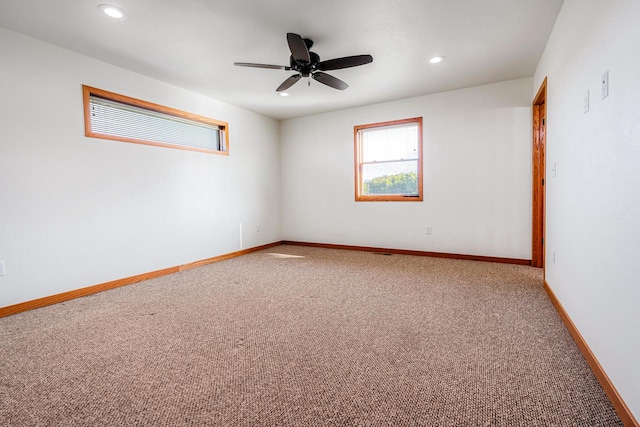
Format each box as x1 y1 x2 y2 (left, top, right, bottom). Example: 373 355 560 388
82 85 228 155
354 117 423 201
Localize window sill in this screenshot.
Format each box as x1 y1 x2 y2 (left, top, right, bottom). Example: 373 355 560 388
355 195 423 202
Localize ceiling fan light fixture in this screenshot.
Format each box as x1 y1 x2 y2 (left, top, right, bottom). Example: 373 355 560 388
429 56 445 64
280 92 289 97
98 4 127 19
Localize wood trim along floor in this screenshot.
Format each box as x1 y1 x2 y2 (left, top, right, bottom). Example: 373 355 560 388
0 242 281 319
0 240 533 318
282 241 531 265
543 280 639 427
0 240 533 317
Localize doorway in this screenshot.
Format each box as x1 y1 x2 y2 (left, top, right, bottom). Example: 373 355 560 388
532 78 547 269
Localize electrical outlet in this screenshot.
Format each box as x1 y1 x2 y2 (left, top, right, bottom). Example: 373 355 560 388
584 90 589 113
0 261 5 276
602 71 609 99
425 226 432 235
256 224 261 233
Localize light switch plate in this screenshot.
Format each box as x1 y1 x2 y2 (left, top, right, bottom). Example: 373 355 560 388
602 71 609 99
0 261 5 276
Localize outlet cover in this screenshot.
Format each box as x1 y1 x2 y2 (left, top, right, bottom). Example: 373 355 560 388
0 261 5 276
602 71 609 99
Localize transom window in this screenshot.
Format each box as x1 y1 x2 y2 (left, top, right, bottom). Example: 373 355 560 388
354 117 423 201
82 85 228 155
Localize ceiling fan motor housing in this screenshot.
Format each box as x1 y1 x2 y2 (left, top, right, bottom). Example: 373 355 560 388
290 51 321 77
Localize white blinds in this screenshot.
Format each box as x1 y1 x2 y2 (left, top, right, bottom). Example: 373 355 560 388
89 95 225 151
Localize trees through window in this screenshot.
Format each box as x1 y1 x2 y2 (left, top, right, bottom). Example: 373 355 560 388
354 117 423 201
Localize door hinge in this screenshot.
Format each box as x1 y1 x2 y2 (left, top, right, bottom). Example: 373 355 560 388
542 118 546 126
542 178 545 186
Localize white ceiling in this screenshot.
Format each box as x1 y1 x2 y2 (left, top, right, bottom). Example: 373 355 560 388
0 0 564 120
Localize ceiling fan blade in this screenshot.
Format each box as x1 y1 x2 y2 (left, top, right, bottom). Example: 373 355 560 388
276 74 302 92
287 33 310 64
234 62 291 70
312 72 348 90
317 55 373 71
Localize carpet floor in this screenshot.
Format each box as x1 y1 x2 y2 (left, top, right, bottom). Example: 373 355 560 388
0 245 622 426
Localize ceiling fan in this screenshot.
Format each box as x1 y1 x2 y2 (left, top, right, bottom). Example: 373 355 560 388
234 33 373 92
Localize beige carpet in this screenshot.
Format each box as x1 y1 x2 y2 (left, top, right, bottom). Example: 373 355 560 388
0 245 622 426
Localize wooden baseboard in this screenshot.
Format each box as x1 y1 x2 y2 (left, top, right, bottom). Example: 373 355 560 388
1 240 528 319
0 242 281 319
177 242 281 271
543 280 639 427
282 240 531 265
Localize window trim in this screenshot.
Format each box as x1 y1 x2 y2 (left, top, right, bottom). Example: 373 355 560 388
354 117 423 202
82 85 229 155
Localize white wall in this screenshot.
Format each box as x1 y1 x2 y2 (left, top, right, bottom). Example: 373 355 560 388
0 28 281 307
534 0 640 419
281 78 532 259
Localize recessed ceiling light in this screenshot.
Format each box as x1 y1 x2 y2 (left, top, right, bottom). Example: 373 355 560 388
429 56 445 64
98 4 126 19
279 92 289 97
